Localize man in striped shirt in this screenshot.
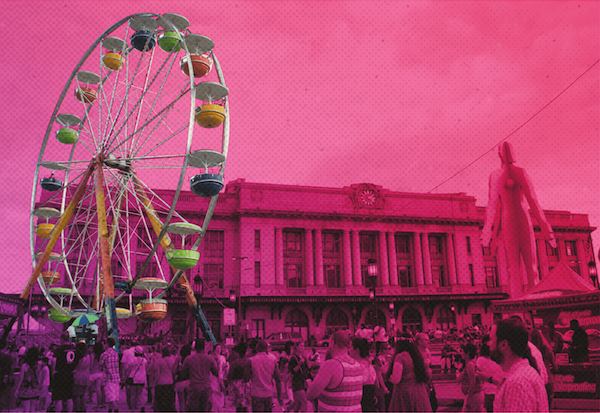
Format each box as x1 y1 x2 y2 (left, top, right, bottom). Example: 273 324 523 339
307 330 363 412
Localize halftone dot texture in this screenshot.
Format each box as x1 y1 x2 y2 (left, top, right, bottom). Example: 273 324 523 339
1 1 598 294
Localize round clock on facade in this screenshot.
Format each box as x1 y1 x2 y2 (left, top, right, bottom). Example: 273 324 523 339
359 189 377 206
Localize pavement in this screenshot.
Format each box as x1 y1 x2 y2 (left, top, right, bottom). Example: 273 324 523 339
8 381 599 412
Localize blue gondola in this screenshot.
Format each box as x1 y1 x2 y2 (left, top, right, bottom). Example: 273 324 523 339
190 173 223 197
40 176 63 192
131 30 157 52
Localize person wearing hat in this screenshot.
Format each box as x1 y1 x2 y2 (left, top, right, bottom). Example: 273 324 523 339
307 330 363 412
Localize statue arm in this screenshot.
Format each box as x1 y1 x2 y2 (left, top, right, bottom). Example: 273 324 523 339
481 172 501 246
520 169 557 248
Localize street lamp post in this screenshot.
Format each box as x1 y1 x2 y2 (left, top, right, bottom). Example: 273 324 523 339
193 275 203 341
232 257 248 340
368 259 378 328
588 261 598 289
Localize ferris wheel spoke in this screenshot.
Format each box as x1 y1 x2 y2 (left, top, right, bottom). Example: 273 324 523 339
105 82 191 159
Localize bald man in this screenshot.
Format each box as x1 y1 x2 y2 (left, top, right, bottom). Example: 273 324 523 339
307 331 363 411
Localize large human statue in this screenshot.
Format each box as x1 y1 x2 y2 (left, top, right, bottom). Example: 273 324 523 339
481 142 557 298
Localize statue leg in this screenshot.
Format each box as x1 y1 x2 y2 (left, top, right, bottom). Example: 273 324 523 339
502 233 525 298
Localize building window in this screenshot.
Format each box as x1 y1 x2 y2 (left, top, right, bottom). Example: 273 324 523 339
469 264 475 286
254 230 261 251
565 241 577 256
204 263 224 289
254 262 261 287
323 232 341 253
402 307 422 334
251 319 265 339
325 308 349 337
546 241 558 256
285 264 303 288
398 266 412 287
432 265 445 287
485 267 498 288
395 234 411 254
324 265 341 288
429 235 443 254
570 265 581 276
466 237 472 254
437 306 456 330
204 230 224 253
471 314 482 326
482 246 491 256
136 260 159 278
111 259 123 278
285 309 309 342
283 231 302 252
360 234 377 254
137 226 154 249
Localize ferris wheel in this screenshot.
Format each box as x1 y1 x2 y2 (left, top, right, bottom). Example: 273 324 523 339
23 13 229 347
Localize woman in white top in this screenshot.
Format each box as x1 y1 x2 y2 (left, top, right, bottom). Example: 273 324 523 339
476 335 504 413
211 343 228 411
351 337 382 412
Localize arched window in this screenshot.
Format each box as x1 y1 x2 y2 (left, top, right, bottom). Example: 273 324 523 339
437 306 456 330
401 307 422 334
365 309 387 328
325 308 349 336
285 309 309 342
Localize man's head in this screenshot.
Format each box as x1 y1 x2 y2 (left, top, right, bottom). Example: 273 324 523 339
547 321 555 331
570 319 579 329
60 331 70 344
331 330 351 350
107 337 116 348
490 318 529 365
195 338 206 352
256 340 268 353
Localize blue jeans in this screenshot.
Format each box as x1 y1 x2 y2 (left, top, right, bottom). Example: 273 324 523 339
187 387 213 412
252 396 273 412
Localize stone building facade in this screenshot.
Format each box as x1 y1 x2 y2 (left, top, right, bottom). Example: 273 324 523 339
30 179 596 344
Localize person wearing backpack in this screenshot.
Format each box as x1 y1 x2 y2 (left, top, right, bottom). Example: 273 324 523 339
14 347 42 412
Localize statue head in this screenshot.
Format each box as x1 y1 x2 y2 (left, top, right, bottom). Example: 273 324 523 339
498 142 516 164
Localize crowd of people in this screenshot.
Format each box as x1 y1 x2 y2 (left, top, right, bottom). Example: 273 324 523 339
0 316 590 412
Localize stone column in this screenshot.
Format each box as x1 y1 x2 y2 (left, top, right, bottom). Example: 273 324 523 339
276 227 284 286
352 230 362 286
387 232 398 286
414 232 424 286
305 229 314 286
343 229 353 286
537 239 549 279
314 229 324 286
379 231 390 286
422 233 432 285
576 239 587 276
446 234 457 285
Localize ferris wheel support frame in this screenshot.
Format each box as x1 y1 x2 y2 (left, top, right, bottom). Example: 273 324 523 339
94 155 121 352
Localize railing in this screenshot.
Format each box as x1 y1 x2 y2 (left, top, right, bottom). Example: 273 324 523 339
287 288 307 295
436 286 453 293
402 287 419 294
486 287 504 294
326 288 346 295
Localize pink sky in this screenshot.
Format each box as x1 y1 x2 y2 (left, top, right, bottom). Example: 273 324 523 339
1 0 598 294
